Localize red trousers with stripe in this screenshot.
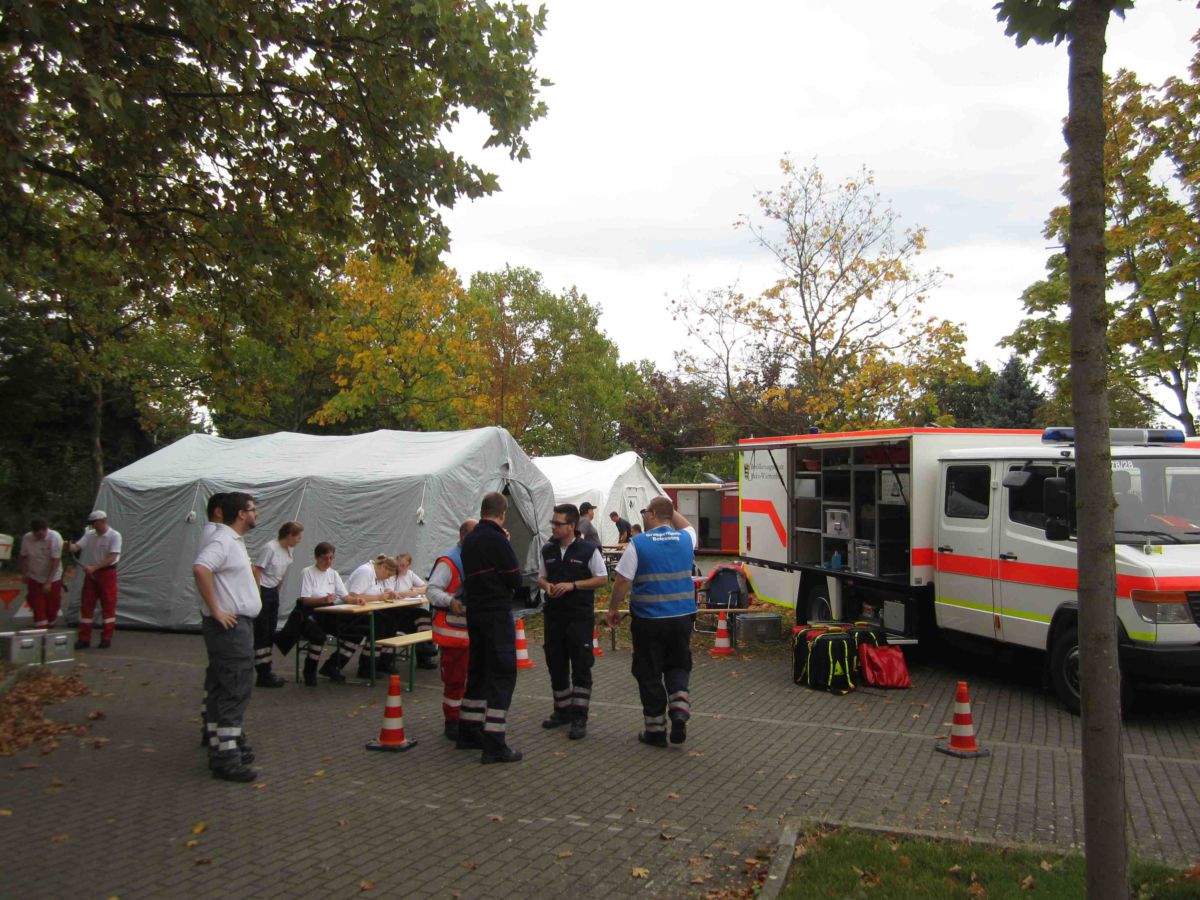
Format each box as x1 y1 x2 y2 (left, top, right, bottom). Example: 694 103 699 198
438 644 469 723
26 579 63 628
78 568 119 642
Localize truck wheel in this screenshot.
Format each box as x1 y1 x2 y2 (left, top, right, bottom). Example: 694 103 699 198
1049 625 1135 716
805 583 833 624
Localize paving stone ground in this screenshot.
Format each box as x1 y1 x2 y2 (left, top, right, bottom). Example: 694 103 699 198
1 628 1199 899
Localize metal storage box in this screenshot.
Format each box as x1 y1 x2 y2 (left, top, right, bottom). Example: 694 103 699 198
824 507 850 537
853 540 878 576
735 612 782 643
1 630 44 666
43 631 74 666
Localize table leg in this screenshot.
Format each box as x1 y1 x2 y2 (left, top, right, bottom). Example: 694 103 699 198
408 645 417 692
368 611 377 688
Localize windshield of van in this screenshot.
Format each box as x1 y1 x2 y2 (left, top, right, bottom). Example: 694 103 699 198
1110 457 1200 544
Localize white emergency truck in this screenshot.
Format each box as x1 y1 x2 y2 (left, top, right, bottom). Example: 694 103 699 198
736 427 1200 711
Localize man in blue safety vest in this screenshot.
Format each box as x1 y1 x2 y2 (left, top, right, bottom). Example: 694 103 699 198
606 496 697 747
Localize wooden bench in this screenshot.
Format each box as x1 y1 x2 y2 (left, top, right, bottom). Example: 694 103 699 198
376 632 435 692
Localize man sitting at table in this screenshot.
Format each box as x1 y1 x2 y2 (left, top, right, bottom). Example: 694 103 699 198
386 551 438 671
275 542 363 685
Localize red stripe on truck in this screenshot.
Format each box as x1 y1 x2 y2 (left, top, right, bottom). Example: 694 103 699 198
740 499 787 547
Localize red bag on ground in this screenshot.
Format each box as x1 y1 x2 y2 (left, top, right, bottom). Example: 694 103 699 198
859 643 911 688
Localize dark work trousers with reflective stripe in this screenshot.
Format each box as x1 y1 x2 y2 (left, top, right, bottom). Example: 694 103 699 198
543 606 594 722
202 615 255 762
253 585 280 675
630 614 695 736
460 607 517 756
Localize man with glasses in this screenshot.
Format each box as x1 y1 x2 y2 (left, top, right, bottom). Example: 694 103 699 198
193 492 262 782
536 504 608 740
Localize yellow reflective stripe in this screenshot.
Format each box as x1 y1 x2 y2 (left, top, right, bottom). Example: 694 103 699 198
937 596 1053 624
1127 629 1155 641
935 596 991 613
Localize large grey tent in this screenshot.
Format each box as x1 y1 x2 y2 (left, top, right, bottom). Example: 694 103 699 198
70 427 554 630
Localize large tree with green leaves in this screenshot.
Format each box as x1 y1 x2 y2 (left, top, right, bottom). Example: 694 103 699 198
2 0 548 474
466 266 632 457
673 159 970 435
995 2 1134 897
1005 47 1200 434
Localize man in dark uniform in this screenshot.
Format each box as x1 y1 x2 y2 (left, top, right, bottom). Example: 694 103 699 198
457 492 524 764
609 510 633 543
537 504 608 740
607 496 697 747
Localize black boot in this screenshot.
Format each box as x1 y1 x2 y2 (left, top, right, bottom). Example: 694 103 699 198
210 751 258 783
443 720 459 742
256 665 286 688
569 719 587 740
319 656 346 683
542 710 570 729
303 659 319 687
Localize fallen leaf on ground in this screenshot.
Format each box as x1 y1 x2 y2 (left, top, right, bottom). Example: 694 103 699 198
312 770 325 778
192 822 208 835
489 815 504 823
195 859 212 866
659 833 676 841
690 876 706 884
254 783 266 790
1040 860 1055 872
337 819 349 827
949 865 962 876
87 711 105 720
461 860 477 871
358 880 375 891
631 867 650 879
1020 875 1035 890
1184 863 1200 880
687 751 704 757
50 834 68 843
19 763 37 770
185 840 199 849
92 737 109 749
667 792 681 800
744 804 757 811
557 850 574 859
0 809 11 816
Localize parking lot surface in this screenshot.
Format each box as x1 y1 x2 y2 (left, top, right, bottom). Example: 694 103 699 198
1 629 1198 898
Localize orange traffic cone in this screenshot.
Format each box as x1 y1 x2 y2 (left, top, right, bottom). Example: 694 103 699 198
365 674 417 752
515 618 535 670
592 627 604 657
709 611 734 657
936 681 989 758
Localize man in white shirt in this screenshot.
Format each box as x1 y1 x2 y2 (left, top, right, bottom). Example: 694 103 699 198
68 510 123 649
19 516 64 629
251 521 304 688
194 492 261 783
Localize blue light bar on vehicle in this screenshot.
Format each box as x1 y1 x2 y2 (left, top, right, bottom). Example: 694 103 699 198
1041 427 1185 445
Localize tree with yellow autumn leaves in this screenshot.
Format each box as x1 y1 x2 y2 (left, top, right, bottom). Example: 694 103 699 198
673 159 970 435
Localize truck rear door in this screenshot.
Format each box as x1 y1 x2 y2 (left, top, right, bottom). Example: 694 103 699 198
935 462 999 639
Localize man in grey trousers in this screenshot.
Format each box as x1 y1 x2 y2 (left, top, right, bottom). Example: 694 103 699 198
194 492 262 782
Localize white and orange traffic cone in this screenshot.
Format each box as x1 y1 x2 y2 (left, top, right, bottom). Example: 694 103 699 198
936 681 989 758
365 674 417 752
592 627 604 657
709 611 734 657
515 618 535 670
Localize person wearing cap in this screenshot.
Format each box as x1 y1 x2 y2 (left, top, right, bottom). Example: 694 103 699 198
537 503 608 740
193 492 262 782
576 502 601 544
67 510 123 649
606 496 697 748
609 510 633 544
19 516 64 629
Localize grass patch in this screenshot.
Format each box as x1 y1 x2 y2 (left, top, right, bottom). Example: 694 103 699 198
781 827 1199 899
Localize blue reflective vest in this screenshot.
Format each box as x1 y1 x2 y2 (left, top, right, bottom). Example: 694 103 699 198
629 526 696 619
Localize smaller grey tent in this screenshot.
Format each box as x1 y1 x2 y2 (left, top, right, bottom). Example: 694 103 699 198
69 427 554 630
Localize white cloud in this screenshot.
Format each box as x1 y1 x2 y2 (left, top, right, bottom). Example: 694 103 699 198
442 1 1199 369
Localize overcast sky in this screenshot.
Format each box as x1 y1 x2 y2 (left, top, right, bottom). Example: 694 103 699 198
442 1 1199 371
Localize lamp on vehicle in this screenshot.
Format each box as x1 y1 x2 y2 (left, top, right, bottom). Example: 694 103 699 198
1041 427 1186 445
1130 589 1195 625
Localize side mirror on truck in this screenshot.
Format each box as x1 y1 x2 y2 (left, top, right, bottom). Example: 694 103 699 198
1043 476 1071 541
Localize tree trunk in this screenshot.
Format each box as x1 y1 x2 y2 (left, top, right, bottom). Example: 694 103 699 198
1067 2 1129 896
89 379 106 496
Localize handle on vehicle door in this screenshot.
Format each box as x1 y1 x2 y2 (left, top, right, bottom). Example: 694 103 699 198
999 552 1019 561
937 546 953 553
